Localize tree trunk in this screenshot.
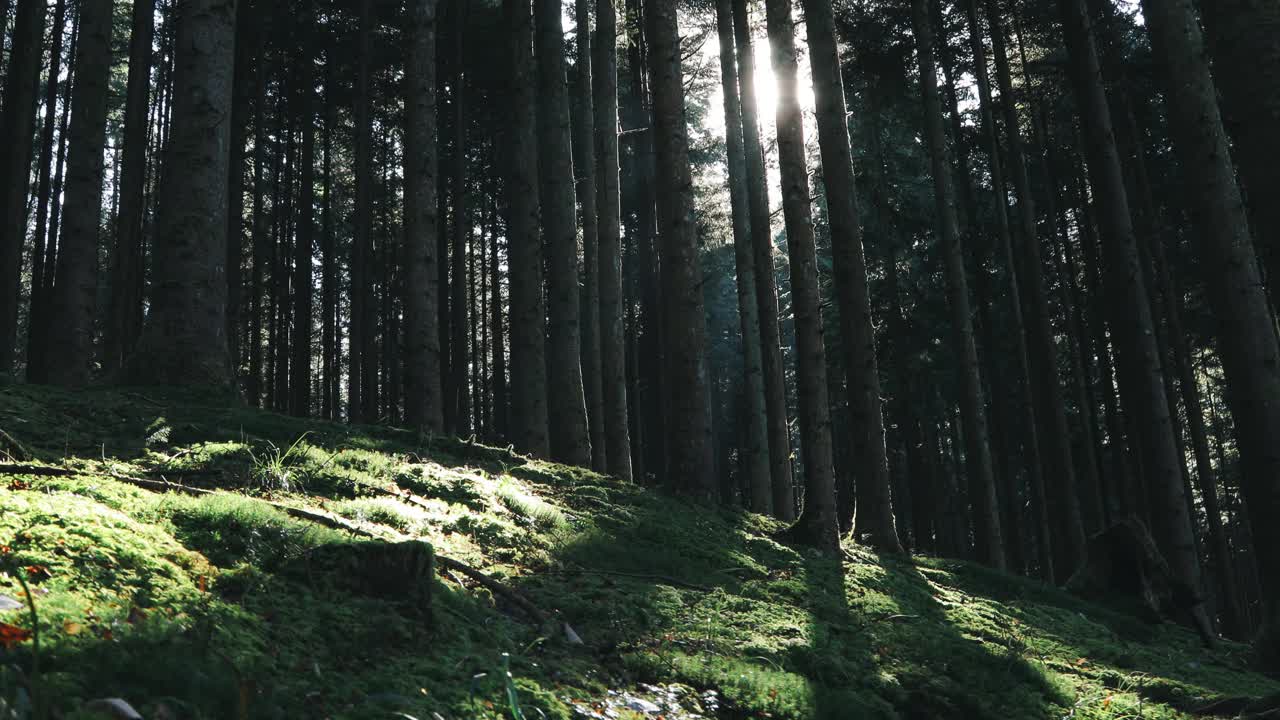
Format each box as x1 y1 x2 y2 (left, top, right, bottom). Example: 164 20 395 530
127 0 238 387
803 0 900 551
594 0 634 481
449 17 470 436
321 59 338 420
1199 0 1280 303
504 0 550 457
573 0 606 472
1057 0 1207 627
47 0 116 387
1141 0 1280 642
764 0 839 550
220 0 248 381
0 0 46 376
714 0 770 512
290 11 316 418
977 0 1086 578
733 0 795 520
24 0 70 383
537 0 592 466
911 0 1005 570
403 0 445 432
349 0 372 421
646 0 715 499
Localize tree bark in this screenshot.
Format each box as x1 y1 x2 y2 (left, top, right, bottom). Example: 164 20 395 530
594 0 634 481
449 15 470 436
764 0 839 551
505 0 550 457
1057 0 1207 626
47 0 116 387
290 8 316 418
911 0 1005 570
733 0 794 520
646 0 715 499
714 0 770 512
536 0 592 466
321 59 338 420
127 0 238 387
404 0 445 432
220 0 248 381
24 0 70 383
0 0 46 376
572 0 606 472
803 0 900 552
1140 0 1280 642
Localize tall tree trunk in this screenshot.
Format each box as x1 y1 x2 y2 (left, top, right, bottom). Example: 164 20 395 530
764 0 839 550
47 0 115 387
1140 0 1280 643
291 12 316 418
538 0 592 466
733 0 794 519
647 0 715 499
449 17 470 436
0 0 45 376
220 0 248 381
127 0 238 387
489 199 507 441
911 0 1005 570
24 0 69 383
1199 0 1280 302
404 0 444 432
504 0 550 457
714 0 770 512
248 15 270 406
977 0 1087 578
1057 0 1210 634
803 0 900 551
321 58 337 420
349 0 372 421
573 0 606 472
594 0 633 481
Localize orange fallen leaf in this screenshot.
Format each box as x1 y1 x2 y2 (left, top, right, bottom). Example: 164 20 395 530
63 621 84 636
197 576 208 593
0 622 33 649
8 479 30 491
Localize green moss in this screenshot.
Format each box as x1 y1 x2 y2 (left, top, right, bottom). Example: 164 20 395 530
0 384 1276 719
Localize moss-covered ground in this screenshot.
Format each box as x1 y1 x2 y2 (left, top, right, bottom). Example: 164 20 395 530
0 385 1274 718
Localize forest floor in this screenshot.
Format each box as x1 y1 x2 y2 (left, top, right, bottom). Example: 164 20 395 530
0 386 1276 720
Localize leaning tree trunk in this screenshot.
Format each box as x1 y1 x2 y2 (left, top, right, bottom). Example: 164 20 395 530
1057 0 1209 632
977 0 1087 578
646 0 715 499
733 0 795 520
1140 0 1280 644
505 0 550 457
1199 0 1280 303
47 0 115 387
573 0 607 473
127 0 238 387
714 0 770 512
403 0 445 432
764 0 840 551
0 0 46 376
911 0 1005 570
537 0 593 467
594 0 634 481
803 0 901 552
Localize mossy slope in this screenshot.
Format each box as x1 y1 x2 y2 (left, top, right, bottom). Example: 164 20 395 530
0 385 1274 719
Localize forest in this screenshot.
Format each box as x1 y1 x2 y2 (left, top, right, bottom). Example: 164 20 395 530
1 0 1279 716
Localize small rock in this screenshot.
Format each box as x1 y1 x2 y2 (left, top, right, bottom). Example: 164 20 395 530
0 594 23 612
621 694 662 715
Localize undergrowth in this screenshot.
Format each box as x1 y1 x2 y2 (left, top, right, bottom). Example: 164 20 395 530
0 384 1275 719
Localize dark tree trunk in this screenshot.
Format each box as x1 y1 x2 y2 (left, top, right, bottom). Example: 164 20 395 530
24 0 70 383
221 0 249 382
765 0 839 551
504 0 550 457
733 0 795 520
404 0 444 431
448 16 470 436
351 0 374 421
804 0 900 551
321 59 338 420
127 0 238 387
1057 0 1208 630
714 0 770 512
1141 0 1280 642
911 0 1005 570
647 0 715 499
0 0 46 376
594 0 633 481
290 10 316 418
47 0 115 387
573 0 606 472
538 0 592 466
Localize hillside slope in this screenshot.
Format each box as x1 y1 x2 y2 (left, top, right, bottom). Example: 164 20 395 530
0 386 1274 719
